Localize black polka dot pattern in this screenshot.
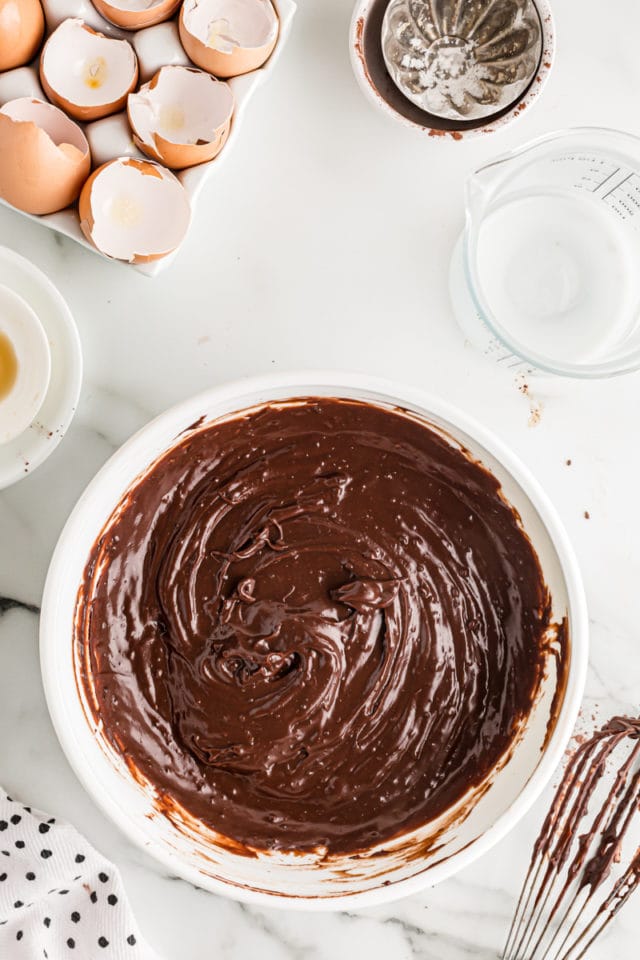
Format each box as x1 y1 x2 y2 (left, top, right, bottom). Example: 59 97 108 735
0 788 151 958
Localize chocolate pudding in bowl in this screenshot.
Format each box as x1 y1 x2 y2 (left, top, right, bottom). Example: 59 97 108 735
41 374 587 908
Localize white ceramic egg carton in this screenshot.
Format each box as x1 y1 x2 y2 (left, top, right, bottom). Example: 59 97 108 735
0 0 296 275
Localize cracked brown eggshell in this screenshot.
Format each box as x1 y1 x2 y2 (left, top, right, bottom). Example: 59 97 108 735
90 0 181 29
127 65 234 169
0 97 90 214
40 19 138 122
179 0 278 78
79 156 191 263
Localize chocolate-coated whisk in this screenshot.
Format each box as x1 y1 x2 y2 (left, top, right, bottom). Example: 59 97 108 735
503 717 640 960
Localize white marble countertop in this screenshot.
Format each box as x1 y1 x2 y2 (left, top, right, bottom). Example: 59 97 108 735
1 0 639 956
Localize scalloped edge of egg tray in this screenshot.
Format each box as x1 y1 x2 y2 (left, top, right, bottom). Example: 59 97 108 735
0 0 296 277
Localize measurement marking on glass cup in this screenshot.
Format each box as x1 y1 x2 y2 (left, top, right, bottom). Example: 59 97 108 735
568 156 620 193
602 173 640 222
594 166 621 193
602 171 634 200
489 346 532 372
497 354 527 369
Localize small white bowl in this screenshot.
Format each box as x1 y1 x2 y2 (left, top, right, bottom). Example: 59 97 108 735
0 246 83 489
0 283 51 444
41 372 587 910
349 0 555 141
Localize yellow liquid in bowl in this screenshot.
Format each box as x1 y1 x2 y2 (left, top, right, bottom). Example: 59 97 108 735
0 332 18 402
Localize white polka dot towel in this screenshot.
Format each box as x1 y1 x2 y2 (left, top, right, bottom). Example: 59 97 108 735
0 789 159 960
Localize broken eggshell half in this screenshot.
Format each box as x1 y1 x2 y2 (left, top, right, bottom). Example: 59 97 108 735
127 65 234 169
91 0 181 30
0 97 90 215
79 156 191 263
179 0 278 78
40 19 138 122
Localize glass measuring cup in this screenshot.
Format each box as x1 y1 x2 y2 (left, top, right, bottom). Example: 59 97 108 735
451 128 640 378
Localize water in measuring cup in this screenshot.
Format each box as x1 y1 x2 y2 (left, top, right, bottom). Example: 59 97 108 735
475 189 637 364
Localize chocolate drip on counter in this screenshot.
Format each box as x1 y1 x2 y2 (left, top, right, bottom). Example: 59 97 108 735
503 717 640 960
76 398 560 855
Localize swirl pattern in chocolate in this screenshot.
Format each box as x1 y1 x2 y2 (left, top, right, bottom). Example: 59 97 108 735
76 398 560 855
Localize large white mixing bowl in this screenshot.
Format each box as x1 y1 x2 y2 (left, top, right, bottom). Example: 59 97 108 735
40 372 588 910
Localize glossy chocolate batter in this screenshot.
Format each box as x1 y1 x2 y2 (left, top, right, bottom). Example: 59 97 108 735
76 398 561 855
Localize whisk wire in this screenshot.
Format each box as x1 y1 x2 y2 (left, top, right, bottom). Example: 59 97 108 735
502 718 640 960
502 742 594 960
541 751 640 960
503 736 609 960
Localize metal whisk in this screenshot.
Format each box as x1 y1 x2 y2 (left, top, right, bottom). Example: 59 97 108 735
503 716 640 960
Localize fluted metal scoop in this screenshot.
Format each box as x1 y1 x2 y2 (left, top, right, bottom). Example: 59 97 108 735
382 0 542 121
